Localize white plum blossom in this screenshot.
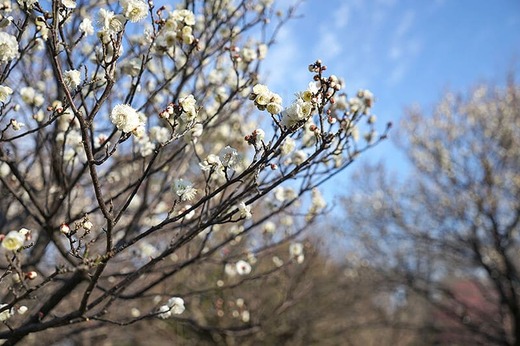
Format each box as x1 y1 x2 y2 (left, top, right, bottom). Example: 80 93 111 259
20 87 44 107
172 9 196 26
157 305 171 319
252 128 265 147
219 146 239 169
306 188 326 221
62 0 76 9
110 104 143 133
63 69 81 89
257 43 268 59
236 260 252 275
199 154 225 177
120 0 148 23
289 242 304 263
138 241 158 258
167 297 185 315
301 81 320 102
281 98 313 128
0 85 13 103
157 296 185 319
10 119 25 131
179 94 198 121
149 126 170 144
79 18 94 36
280 137 296 155
0 304 13 322
60 223 70 235
241 47 257 62
237 201 252 219
97 8 125 35
262 221 276 234
1 230 26 251
291 150 308 165
225 262 237 277
17 0 37 9
173 179 197 202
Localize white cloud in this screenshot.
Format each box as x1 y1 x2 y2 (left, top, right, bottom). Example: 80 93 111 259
333 3 350 29
261 26 308 97
313 29 343 62
396 10 415 38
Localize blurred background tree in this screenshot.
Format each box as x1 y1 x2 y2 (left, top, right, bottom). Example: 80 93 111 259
341 78 520 345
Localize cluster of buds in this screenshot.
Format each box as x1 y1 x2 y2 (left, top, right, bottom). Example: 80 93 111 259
308 60 342 108
249 84 283 115
244 128 265 148
159 94 198 123
60 217 93 236
228 45 242 63
356 89 375 113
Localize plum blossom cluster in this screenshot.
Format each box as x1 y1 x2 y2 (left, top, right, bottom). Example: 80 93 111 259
0 304 27 322
289 242 305 264
0 32 18 62
0 85 13 103
199 146 244 181
159 94 199 124
157 297 185 319
155 9 196 53
249 84 283 115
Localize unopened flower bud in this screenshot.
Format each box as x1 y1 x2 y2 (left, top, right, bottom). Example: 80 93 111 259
25 271 38 280
60 223 70 235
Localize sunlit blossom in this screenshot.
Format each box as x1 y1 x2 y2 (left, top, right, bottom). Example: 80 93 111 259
110 104 143 133
236 260 252 275
173 178 197 201
1 230 25 251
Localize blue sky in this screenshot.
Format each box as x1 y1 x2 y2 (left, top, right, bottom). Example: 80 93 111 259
262 0 520 201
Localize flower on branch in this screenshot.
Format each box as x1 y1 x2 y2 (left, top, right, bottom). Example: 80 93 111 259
289 242 304 264
0 304 14 322
236 260 252 275
157 297 185 319
173 179 197 202
237 201 252 219
250 83 283 114
63 69 82 89
110 104 144 134
120 0 148 23
79 18 94 36
62 0 77 9
0 85 13 103
1 230 26 251
219 146 240 169
97 8 125 36
179 94 198 121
